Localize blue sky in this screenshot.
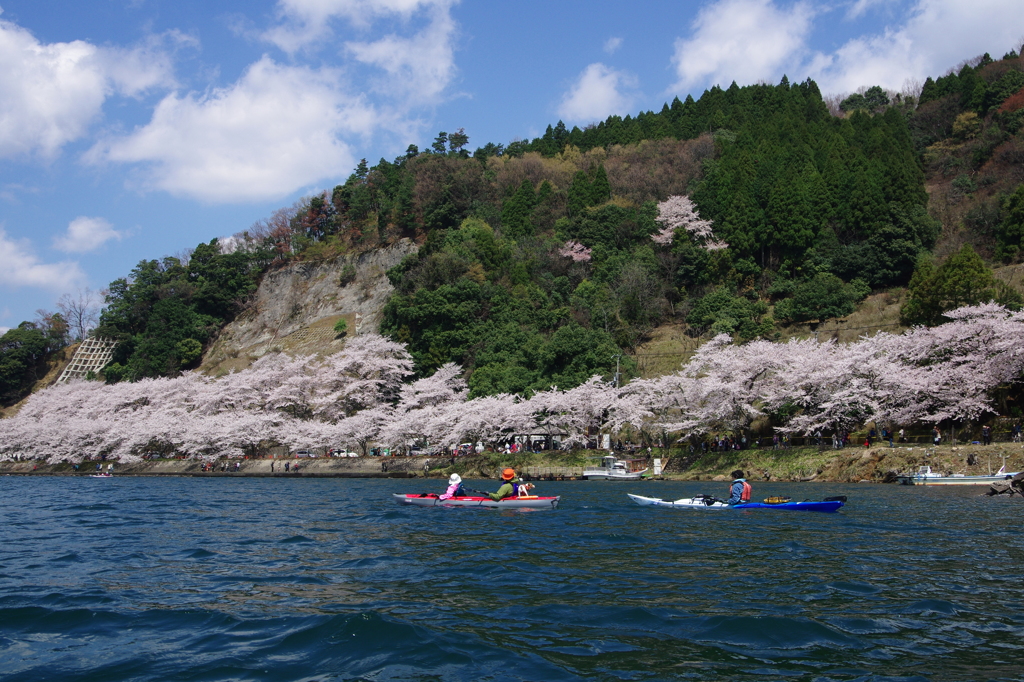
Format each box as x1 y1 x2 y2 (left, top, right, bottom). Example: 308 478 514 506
2 0 1022 332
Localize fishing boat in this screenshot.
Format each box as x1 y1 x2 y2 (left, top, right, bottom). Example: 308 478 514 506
583 455 648 480
627 493 846 512
895 465 1020 485
393 493 560 509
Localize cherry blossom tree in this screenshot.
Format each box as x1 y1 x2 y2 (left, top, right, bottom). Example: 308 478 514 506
653 195 727 250
558 240 593 262
528 377 616 447
5 309 1024 462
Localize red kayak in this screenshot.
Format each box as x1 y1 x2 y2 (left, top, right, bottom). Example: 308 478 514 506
393 493 560 509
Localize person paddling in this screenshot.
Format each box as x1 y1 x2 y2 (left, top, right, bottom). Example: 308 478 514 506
726 469 752 505
488 468 517 501
439 473 466 500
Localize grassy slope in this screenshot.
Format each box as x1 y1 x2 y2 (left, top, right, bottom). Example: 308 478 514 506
0 342 78 419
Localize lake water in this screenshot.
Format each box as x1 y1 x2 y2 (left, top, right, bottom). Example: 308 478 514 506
1 476 1022 682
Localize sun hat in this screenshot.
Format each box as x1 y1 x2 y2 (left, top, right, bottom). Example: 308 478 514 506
501 468 516 481
448 473 462 485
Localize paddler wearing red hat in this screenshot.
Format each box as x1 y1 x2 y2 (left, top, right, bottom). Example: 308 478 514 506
488 468 517 501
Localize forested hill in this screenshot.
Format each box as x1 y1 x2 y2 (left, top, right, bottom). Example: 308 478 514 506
375 77 936 397
4 49 1024 407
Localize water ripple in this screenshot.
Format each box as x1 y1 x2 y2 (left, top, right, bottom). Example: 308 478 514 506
2 477 1023 681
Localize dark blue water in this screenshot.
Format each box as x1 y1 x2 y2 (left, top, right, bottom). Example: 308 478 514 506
1 477 1022 682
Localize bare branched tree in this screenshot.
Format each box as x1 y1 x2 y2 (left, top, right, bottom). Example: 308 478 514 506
56 288 100 341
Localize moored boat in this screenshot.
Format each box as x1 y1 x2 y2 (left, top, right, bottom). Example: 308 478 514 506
627 493 846 512
583 455 648 480
393 493 560 509
895 465 1020 485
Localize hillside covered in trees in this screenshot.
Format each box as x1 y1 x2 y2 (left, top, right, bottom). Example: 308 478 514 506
4 48 1024 408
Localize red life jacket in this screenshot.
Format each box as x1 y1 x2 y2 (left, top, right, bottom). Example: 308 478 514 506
740 481 752 502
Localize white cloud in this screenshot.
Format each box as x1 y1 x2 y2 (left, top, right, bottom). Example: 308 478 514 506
345 5 457 105
668 0 815 92
86 56 375 203
604 37 623 54
846 0 893 20
52 217 122 253
0 227 85 292
86 0 461 202
558 63 638 124
0 16 179 159
815 0 1024 94
265 0 455 52
263 0 458 107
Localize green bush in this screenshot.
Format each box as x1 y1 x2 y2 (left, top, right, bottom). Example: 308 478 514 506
175 339 203 366
687 287 773 340
901 245 1023 326
774 274 866 323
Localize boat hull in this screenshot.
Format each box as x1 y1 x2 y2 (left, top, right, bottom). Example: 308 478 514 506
583 469 647 481
393 493 560 509
627 494 844 513
896 473 1019 485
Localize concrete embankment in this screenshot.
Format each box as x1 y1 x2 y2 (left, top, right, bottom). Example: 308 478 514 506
0 456 435 478
2 443 1022 482
674 443 1024 483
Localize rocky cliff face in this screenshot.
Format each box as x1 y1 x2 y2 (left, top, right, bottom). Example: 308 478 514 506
200 240 417 375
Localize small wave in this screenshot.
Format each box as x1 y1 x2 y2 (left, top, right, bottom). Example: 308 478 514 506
827 617 902 635
49 552 81 563
903 599 962 616
828 580 883 595
184 548 217 559
694 615 863 653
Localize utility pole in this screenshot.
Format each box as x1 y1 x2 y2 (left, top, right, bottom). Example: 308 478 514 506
611 354 622 388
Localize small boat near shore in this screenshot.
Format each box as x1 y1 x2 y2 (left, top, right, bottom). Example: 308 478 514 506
583 455 648 480
896 465 1020 485
393 493 560 509
90 473 114 478
628 493 846 512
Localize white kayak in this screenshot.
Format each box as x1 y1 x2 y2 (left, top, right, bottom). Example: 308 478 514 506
393 493 560 509
629 494 730 509
628 493 845 512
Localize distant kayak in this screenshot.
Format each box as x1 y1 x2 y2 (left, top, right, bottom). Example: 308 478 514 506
393 493 560 509
628 493 845 513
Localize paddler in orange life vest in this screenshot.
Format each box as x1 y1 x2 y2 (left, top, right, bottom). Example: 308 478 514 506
726 469 752 505
488 468 517 500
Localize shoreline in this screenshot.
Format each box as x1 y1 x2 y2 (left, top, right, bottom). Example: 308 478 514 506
2 443 1022 482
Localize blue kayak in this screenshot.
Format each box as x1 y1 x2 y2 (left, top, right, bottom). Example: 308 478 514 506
628 494 846 513
732 500 844 512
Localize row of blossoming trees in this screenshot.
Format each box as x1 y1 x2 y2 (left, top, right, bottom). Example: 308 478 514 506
2 303 1023 464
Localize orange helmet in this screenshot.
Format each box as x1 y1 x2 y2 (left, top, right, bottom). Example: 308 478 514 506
501 468 516 481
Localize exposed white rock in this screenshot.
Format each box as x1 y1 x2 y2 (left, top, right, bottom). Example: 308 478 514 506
200 240 418 375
